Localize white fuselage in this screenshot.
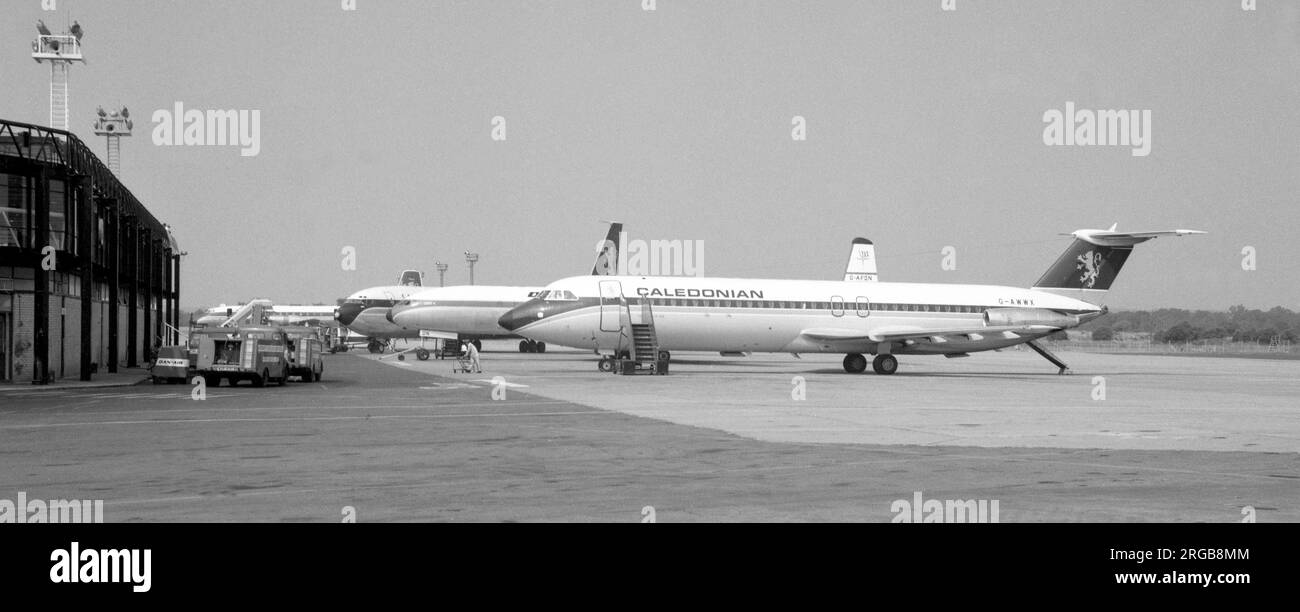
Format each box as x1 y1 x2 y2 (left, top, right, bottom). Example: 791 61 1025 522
336 284 426 339
389 285 542 339
501 275 1102 356
195 304 337 327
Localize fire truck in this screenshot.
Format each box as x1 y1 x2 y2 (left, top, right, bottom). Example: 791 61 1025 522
281 326 325 382
191 325 292 387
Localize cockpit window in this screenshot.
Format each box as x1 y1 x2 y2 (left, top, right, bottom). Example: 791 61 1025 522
540 290 577 301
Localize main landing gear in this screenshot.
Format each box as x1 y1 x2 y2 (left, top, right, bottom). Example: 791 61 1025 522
842 352 898 375
518 339 547 353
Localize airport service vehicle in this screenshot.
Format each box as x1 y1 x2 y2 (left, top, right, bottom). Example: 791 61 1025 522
191 325 292 387
149 346 192 384
498 227 1204 375
281 326 325 382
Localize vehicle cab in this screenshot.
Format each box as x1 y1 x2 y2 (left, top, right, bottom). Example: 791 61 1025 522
281 326 325 382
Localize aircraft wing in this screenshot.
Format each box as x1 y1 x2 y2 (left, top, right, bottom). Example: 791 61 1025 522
799 324 1064 345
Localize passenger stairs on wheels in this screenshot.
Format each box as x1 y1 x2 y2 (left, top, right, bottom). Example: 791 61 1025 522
612 299 669 375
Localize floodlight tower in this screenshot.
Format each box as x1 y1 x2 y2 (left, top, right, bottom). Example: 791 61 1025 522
32 20 85 131
435 261 449 287
92 106 133 176
464 252 479 285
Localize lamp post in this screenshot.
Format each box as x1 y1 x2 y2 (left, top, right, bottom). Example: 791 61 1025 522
435 261 448 287
464 252 479 286
32 20 85 130
92 106 132 176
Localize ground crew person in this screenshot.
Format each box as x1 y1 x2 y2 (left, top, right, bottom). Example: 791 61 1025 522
464 340 481 373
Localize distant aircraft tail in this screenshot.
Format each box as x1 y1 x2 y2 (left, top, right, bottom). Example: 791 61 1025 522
591 222 623 275
1032 225 1205 304
843 237 878 282
398 270 423 287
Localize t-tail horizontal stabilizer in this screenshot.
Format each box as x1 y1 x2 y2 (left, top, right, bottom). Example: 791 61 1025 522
1032 225 1205 304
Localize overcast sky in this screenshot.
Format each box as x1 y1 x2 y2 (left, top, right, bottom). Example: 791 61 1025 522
3 1 1297 310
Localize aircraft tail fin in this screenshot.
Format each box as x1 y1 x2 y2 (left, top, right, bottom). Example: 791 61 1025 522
1032 226 1205 304
843 237 878 282
591 222 623 275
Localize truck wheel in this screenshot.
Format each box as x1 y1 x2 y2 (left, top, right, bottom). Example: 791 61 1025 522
314 367 322 382
416 348 430 361
253 370 267 388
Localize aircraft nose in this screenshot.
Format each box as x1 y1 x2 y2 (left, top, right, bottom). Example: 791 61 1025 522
335 303 365 326
498 302 542 332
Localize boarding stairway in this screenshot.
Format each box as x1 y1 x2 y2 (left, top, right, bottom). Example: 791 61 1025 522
219 299 273 327
611 298 668 375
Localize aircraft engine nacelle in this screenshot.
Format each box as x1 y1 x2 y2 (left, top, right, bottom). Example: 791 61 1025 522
983 307 1078 329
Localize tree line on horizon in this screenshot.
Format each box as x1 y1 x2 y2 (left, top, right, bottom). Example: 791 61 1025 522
1077 305 1299 344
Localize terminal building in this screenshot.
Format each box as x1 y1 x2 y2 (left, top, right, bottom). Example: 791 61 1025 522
0 118 180 384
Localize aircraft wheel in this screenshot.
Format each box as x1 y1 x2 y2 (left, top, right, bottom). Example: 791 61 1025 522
367 341 382 354
843 353 867 373
397 353 405 361
536 342 546 353
872 354 898 375
416 348 430 361
472 340 482 352
598 356 615 373
519 340 530 353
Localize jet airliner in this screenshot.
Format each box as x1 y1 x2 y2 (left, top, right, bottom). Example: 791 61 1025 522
497 226 1204 374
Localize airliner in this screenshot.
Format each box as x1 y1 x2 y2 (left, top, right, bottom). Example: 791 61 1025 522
497 226 1204 374
193 303 337 327
386 223 625 354
335 270 427 353
389 227 882 354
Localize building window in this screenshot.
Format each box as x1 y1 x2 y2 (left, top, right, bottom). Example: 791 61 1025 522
1 173 30 248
